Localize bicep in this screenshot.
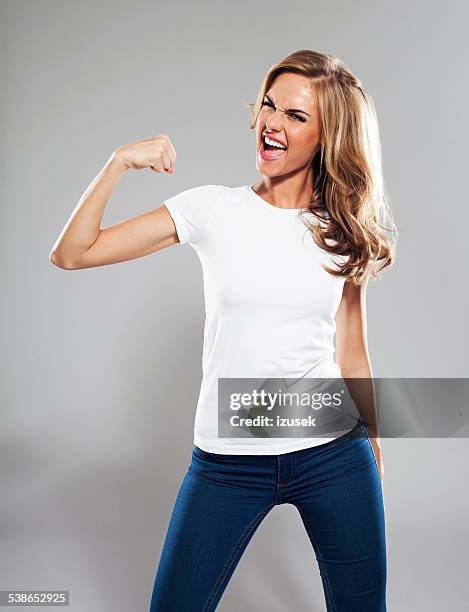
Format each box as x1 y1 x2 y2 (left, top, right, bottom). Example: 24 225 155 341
69 203 179 269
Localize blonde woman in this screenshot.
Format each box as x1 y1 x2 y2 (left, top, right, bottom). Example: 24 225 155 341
50 50 396 611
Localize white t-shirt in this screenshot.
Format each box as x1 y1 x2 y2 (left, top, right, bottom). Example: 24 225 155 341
164 184 351 455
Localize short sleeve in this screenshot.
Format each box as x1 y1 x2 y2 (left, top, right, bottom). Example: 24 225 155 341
163 184 219 246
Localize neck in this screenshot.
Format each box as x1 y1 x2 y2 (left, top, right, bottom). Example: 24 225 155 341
252 173 314 209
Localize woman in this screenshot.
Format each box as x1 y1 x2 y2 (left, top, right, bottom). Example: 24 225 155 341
50 50 396 611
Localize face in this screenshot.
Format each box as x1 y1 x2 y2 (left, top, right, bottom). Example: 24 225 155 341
255 72 322 178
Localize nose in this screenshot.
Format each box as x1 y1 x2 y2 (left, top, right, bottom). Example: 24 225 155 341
265 108 288 131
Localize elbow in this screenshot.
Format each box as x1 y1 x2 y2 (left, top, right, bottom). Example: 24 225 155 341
49 250 76 270
338 360 373 379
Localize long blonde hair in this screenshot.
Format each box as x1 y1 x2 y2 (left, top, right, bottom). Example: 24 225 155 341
247 50 397 285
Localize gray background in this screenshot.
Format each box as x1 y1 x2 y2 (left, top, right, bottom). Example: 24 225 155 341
2 0 468 610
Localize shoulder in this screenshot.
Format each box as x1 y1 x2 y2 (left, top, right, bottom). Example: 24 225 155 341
163 184 224 245
163 183 243 215
165 183 220 201
163 184 222 213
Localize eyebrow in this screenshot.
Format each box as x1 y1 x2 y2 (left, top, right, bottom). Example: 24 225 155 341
264 94 311 117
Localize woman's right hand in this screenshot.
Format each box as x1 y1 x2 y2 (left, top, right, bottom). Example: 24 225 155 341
114 133 177 174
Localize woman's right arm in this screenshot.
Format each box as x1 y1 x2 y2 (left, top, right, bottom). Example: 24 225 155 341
49 133 178 270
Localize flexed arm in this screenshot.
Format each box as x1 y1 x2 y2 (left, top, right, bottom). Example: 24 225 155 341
49 134 178 270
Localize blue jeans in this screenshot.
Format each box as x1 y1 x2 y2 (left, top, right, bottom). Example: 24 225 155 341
149 419 387 611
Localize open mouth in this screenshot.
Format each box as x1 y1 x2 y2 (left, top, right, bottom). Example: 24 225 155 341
260 134 288 160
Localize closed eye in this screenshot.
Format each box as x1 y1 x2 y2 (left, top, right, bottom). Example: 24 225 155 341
261 100 306 123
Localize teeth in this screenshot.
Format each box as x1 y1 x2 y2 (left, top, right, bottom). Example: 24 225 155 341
264 136 286 149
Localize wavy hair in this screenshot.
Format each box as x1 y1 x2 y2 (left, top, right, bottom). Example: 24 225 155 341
246 50 397 285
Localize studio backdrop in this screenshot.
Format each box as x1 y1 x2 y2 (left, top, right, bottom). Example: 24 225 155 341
1 1 467 611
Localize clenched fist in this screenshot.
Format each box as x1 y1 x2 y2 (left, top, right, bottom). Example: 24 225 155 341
114 133 177 173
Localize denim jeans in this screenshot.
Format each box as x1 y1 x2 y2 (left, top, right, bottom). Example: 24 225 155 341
149 419 387 611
